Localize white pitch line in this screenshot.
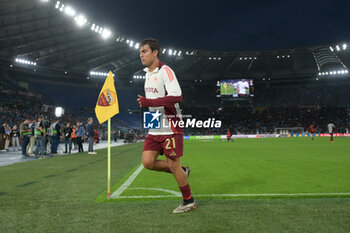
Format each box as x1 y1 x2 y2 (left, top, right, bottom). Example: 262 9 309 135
129 187 182 197
110 164 144 198
113 192 350 199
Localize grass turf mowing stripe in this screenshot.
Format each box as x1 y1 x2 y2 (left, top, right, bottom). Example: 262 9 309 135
107 137 350 201
110 164 144 198
113 192 350 199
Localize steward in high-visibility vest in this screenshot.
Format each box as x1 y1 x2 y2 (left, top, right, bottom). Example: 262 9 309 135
20 119 31 158
50 122 58 136
34 116 46 156
35 117 45 137
71 128 77 139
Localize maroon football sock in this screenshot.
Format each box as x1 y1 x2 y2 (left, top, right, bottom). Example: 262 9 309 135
180 184 192 200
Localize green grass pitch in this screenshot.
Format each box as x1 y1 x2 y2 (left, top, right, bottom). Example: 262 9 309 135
115 137 350 199
1 137 350 232
220 84 236 95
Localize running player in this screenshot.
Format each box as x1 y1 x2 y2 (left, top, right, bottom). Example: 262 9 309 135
328 122 335 142
227 128 233 142
137 38 196 214
308 124 315 140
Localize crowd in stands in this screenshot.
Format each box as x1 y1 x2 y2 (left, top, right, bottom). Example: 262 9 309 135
0 79 137 158
182 106 349 135
1 77 350 150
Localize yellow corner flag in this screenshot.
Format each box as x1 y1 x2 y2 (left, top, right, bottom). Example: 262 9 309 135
95 71 119 199
95 71 119 124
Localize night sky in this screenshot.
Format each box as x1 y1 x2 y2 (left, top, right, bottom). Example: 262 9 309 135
68 0 350 51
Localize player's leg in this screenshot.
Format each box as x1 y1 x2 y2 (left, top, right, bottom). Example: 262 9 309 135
330 132 334 142
142 150 171 173
167 157 196 213
162 134 196 213
166 157 188 187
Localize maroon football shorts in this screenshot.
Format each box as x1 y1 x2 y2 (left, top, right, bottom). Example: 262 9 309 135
143 134 183 159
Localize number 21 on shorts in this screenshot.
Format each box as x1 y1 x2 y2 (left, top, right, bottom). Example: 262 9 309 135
165 137 176 149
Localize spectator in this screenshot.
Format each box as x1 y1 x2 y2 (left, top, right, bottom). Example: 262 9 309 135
0 123 5 151
63 122 73 154
75 121 85 153
49 118 60 156
4 123 11 151
11 124 20 152
86 117 96 154
94 129 99 143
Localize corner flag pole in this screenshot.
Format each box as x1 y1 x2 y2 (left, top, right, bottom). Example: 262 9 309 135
107 118 111 199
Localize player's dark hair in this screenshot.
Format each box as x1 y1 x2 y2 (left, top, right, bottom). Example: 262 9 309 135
140 38 161 58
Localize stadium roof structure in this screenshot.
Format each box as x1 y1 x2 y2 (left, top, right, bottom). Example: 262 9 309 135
1 0 349 83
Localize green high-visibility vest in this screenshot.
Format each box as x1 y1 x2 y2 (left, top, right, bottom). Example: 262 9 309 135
50 122 58 136
35 122 42 136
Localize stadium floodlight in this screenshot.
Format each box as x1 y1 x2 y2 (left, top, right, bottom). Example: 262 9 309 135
55 107 64 117
90 71 112 77
178 51 182 56
336 45 340 51
15 58 37 66
40 0 49 2
329 46 334 52
101 28 112 39
162 49 166 54
325 72 329 75
209 57 212 60
75 15 87 27
345 70 349 74
213 57 217 60
239 57 242 60
74 15 87 27
343 43 347 50
129 40 134 47
168 49 173 56
135 42 140 49
55 1 60 8
318 72 321 76
64 6 76 17
59 4 65 12
173 50 177 56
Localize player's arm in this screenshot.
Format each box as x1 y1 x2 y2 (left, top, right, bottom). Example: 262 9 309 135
138 66 182 107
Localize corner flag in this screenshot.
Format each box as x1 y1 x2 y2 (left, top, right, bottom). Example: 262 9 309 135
95 71 119 124
94 71 119 199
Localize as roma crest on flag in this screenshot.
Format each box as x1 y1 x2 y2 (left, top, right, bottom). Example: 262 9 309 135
98 89 117 107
